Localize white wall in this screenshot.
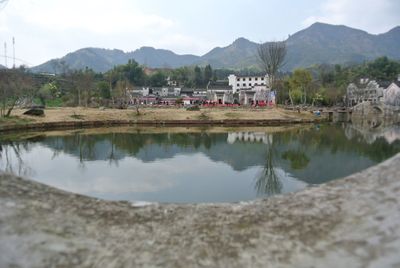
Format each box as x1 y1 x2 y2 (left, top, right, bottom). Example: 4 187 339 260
228 74 268 93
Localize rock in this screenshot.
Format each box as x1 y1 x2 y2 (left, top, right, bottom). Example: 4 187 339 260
23 108 44 116
1 153 400 267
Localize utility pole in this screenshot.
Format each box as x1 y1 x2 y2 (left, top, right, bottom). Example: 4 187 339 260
12 37 15 68
4 42 7 68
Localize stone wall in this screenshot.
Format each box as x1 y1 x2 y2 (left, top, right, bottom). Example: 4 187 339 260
1 153 400 267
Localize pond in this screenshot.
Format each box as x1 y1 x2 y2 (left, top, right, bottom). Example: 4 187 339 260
1 123 400 203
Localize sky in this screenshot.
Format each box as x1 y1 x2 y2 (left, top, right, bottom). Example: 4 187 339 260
0 0 399 67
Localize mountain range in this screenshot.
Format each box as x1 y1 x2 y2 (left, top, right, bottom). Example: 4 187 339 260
31 22 400 73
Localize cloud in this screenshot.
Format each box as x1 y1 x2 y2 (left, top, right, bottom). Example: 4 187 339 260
19 0 175 34
303 0 400 33
0 0 210 65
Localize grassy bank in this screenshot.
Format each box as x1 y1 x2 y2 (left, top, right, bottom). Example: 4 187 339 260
0 107 325 132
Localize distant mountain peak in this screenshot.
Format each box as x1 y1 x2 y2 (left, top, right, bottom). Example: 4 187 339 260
305 22 370 35
387 26 400 34
307 22 345 30
232 37 254 47
137 46 156 51
30 22 400 73
233 37 250 43
309 22 330 27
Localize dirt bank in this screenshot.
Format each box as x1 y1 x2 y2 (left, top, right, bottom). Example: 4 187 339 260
0 107 325 132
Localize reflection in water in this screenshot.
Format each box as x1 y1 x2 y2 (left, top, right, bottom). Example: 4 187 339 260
227 132 282 194
255 136 282 195
346 118 400 144
1 124 400 203
227 132 272 144
0 141 34 177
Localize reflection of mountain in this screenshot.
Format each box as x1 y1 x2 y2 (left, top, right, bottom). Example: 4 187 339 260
18 124 400 185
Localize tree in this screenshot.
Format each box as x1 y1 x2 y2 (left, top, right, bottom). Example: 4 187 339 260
38 82 58 105
288 68 313 105
112 79 132 108
204 64 212 85
171 67 188 86
194 66 203 87
365 56 400 81
97 81 111 99
0 68 34 117
257 41 287 92
72 68 95 107
113 59 145 86
149 71 167 87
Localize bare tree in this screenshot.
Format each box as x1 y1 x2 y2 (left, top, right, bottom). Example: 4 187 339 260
257 41 287 94
0 68 34 117
67 68 94 107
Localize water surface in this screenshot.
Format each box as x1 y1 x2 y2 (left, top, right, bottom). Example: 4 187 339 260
1 123 399 203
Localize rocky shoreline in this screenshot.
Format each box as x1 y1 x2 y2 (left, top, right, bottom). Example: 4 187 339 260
1 152 399 267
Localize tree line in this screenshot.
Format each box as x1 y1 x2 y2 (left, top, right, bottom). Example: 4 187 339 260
1 54 399 117
277 56 400 106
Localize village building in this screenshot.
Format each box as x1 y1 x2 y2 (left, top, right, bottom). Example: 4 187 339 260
127 72 279 106
206 80 235 104
180 88 194 97
166 76 178 87
227 74 275 106
228 74 269 93
205 74 275 106
346 79 384 106
383 78 400 107
193 89 208 100
346 76 400 107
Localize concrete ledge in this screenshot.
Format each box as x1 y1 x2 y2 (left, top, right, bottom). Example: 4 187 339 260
1 153 400 267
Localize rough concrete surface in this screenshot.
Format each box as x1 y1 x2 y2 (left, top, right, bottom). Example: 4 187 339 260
1 154 400 268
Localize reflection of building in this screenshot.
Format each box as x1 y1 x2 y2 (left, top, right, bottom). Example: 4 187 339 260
345 119 400 144
227 132 273 144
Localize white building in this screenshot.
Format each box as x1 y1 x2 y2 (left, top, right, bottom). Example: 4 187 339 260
228 74 269 93
383 82 400 106
346 80 384 106
166 76 178 87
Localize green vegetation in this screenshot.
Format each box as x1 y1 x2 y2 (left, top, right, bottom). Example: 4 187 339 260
281 150 310 170
277 57 400 106
287 68 313 105
1 56 399 115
